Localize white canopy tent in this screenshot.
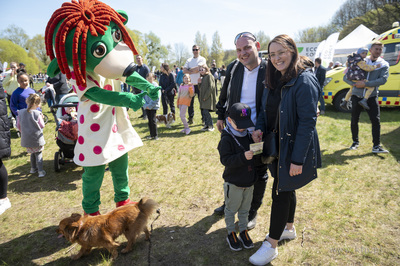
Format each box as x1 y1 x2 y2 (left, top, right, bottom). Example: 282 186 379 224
334 24 378 55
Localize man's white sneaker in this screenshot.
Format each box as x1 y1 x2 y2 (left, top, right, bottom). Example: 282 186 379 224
249 240 278 265
0 198 11 215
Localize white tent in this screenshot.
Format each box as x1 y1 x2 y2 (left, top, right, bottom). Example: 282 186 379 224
334 24 378 55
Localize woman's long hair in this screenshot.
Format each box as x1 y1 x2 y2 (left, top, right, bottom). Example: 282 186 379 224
265 34 304 89
199 64 210 75
161 63 171 74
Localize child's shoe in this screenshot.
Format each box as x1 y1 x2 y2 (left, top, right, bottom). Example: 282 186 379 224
358 98 370 110
30 168 38 174
185 128 191 135
227 232 242 251
0 198 11 215
38 170 46 177
239 230 254 249
340 100 349 110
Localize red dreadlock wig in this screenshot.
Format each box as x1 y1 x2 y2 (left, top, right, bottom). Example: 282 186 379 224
45 0 138 87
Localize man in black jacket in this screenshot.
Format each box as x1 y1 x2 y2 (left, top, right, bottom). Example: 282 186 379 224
314 57 326 114
215 32 268 230
46 72 70 103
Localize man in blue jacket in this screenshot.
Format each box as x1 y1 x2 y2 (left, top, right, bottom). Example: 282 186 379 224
343 41 389 153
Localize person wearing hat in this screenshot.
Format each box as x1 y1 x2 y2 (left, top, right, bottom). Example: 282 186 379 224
217 102 257 251
341 47 382 111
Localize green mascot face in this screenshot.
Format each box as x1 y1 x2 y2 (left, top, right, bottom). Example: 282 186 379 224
45 1 138 87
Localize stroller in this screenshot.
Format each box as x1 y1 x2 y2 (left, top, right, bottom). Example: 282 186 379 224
50 93 79 172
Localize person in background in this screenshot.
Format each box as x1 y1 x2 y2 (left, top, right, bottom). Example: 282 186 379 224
46 72 70 103
159 63 176 116
326 61 334 71
218 103 256 251
175 66 184 90
249 34 321 265
198 64 216 132
10 72 37 117
143 72 160 140
219 64 226 95
314 57 326 115
177 74 194 135
183 45 207 125
0 61 12 215
133 55 150 119
2 62 19 119
17 94 46 178
343 41 389 153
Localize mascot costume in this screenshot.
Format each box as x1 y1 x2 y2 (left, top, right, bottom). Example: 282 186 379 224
45 0 160 216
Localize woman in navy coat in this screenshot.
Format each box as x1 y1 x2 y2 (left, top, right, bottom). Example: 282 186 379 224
249 34 321 265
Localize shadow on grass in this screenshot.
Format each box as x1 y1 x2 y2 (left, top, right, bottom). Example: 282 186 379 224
320 148 373 168
8 159 82 193
319 105 400 123
381 126 400 161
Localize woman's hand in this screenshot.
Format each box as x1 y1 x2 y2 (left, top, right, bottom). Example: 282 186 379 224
252 130 263 143
289 163 303 176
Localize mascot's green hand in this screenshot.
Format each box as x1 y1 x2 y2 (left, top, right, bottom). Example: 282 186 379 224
148 86 161 101
129 91 147 112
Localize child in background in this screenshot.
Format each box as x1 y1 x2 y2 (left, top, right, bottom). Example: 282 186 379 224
143 72 160 140
16 94 46 177
10 72 37 117
341 47 381 110
177 74 194 135
217 103 256 251
59 106 77 122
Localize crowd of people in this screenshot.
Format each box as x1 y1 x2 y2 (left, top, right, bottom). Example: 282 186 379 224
0 28 391 265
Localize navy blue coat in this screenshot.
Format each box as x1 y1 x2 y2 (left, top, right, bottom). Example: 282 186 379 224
255 70 321 192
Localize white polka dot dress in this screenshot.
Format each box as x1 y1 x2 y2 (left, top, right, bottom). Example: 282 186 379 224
70 72 143 167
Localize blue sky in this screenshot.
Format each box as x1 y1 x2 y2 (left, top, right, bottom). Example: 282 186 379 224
1 0 347 51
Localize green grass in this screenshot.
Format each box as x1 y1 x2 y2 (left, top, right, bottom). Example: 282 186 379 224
0 96 399 265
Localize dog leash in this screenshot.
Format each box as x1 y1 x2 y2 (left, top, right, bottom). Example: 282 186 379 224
148 208 161 266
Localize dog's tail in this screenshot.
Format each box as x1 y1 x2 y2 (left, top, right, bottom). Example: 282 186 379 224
138 197 158 216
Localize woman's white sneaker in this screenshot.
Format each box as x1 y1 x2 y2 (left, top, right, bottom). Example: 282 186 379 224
279 226 296 241
249 241 278 265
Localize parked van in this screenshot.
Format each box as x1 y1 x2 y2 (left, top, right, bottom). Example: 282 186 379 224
323 23 400 112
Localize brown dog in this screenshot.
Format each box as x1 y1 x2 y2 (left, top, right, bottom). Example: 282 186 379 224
56 197 157 260
155 112 175 128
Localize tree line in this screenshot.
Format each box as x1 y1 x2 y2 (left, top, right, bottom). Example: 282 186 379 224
1 0 398 74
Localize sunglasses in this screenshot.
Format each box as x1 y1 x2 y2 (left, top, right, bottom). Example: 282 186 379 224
234 32 256 45
192 49 199 51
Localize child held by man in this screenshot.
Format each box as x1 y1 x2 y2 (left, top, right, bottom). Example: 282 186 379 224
341 47 381 110
177 74 194 135
217 102 256 251
16 94 46 177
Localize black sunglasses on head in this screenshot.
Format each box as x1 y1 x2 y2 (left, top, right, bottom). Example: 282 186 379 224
234 32 256 45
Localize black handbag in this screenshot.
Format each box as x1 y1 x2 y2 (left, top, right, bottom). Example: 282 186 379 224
261 104 280 164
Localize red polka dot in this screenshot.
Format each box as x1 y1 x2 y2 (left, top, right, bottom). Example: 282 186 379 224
118 145 125 151
79 153 85 161
112 107 115 115
104 84 112 91
93 146 102 154
78 85 85 91
90 104 100 113
90 123 100 132
71 72 76 80
78 136 84 144
72 85 77 93
112 124 118 133
80 115 85 124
